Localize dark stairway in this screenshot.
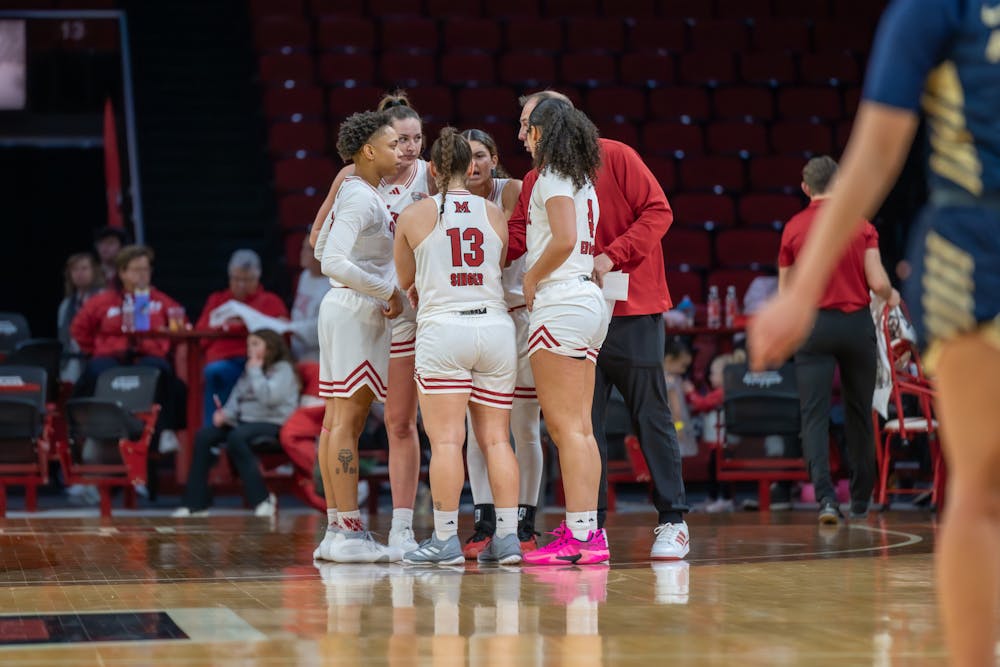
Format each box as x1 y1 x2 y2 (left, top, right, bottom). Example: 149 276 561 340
122 0 283 313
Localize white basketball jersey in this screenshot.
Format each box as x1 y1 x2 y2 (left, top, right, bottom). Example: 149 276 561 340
527 170 600 286
413 190 506 320
314 176 396 294
488 177 526 308
380 159 431 232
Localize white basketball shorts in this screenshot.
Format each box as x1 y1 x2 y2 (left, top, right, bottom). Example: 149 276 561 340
318 288 390 401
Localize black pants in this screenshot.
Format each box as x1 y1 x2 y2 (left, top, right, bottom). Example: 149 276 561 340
794 308 877 506
593 314 688 526
182 422 277 511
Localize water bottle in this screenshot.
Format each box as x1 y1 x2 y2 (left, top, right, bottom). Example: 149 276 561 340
678 295 695 327
707 285 721 328
121 293 135 332
724 285 738 328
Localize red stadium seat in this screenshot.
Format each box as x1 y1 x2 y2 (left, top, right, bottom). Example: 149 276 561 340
716 0 772 19
274 157 338 194
427 0 483 17
714 228 782 268
253 17 311 52
268 121 328 156
644 156 677 191
264 85 324 120
380 17 438 53
318 53 375 86
483 0 539 18
843 86 861 117
642 121 705 156
680 156 745 192
259 54 315 84
620 52 675 87
772 0 830 19
327 86 380 120
671 193 736 228
560 52 617 87
629 19 687 53
440 52 497 86
813 21 874 54
665 270 705 303
379 52 437 87
689 19 751 52
505 19 564 52
663 227 712 269
600 0 657 18
739 193 804 226
250 0 304 18
706 121 769 156
408 86 454 121
713 86 774 120
678 51 737 85
456 87 519 122
799 52 861 86
546 0 599 16
567 17 626 52
740 52 797 85
442 18 501 52
748 155 807 192
599 122 640 147
751 18 811 53
770 121 834 155
316 17 375 52
278 194 324 231
586 87 647 122
648 87 709 121
777 87 843 120
834 119 854 152
498 52 558 87
309 0 363 16
707 269 763 300
659 0 713 19
367 0 422 16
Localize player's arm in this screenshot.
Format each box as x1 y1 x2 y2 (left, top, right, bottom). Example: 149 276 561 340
393 208 418 291
523 195 576 311
485 200 509 267
308 165 354 248
500 178 523 221
322 195 397 302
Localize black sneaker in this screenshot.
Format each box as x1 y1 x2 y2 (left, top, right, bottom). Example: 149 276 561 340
818 499 843 525
849 500 869 519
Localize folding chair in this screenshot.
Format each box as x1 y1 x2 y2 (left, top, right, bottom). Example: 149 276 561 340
0 366 51 516
874 304 943 509
62 366 161 517
3 338 63 403
0 312 30 357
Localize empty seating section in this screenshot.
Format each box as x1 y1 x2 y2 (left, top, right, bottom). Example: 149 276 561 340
253 0 888 304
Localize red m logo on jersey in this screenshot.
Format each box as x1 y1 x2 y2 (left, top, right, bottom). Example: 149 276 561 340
453 201 470 214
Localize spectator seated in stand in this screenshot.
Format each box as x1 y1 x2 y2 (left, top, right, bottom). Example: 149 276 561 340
173 329 299 517
93 226 131 286
195 249 288 426
662 335 698 458
686 350 747 512
287 236 329 362
57 252 104 383
70 244 188 454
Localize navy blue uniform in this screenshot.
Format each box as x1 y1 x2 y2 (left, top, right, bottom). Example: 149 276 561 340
864 0 1000 354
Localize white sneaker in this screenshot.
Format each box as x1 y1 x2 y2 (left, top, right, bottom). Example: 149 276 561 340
314 525 342 561
705 498 734 513
330 531 403 563
389 526 419 553
253 493 277 517
652 561 690 604
171 507 209 518
159 429 180 454
650 521 690 560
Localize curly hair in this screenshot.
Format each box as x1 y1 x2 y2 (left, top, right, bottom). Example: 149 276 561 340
460 128 509 178
528 98 601 190
377 89 421 124
335 110 392 162
430 127 472 218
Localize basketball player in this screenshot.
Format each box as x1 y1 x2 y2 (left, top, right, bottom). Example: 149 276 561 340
393 128 522 565
458 129 544 557
312 110 405 563
309 91 435 553
748 1 1000 663
519 99 611 566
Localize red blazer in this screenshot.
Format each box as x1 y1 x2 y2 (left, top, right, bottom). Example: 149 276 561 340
70 287 182 358
195 286 289 363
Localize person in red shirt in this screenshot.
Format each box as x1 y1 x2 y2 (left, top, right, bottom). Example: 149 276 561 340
777 156 898 524
508 91 688 560
195 249 289 427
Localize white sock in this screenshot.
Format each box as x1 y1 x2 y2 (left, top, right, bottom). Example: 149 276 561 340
588 510 599 534
339 509 363 533
566 511 593 541
391 507 414 532
434 509 459 541
326 508 338 528
495 506 518 538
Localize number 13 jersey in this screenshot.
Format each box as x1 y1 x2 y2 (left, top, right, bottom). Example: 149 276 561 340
413 190 506 321
527 170 600 286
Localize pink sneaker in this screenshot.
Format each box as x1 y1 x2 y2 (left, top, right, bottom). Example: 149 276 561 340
522 522 610 566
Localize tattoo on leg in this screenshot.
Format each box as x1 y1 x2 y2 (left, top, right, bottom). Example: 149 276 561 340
434 501 442 510
337 449 353 474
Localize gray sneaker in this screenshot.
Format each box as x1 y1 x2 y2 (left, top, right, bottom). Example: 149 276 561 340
403 533 465 566
477 532 523 565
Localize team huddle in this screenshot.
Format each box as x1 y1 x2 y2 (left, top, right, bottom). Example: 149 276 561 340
308 90 611 566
